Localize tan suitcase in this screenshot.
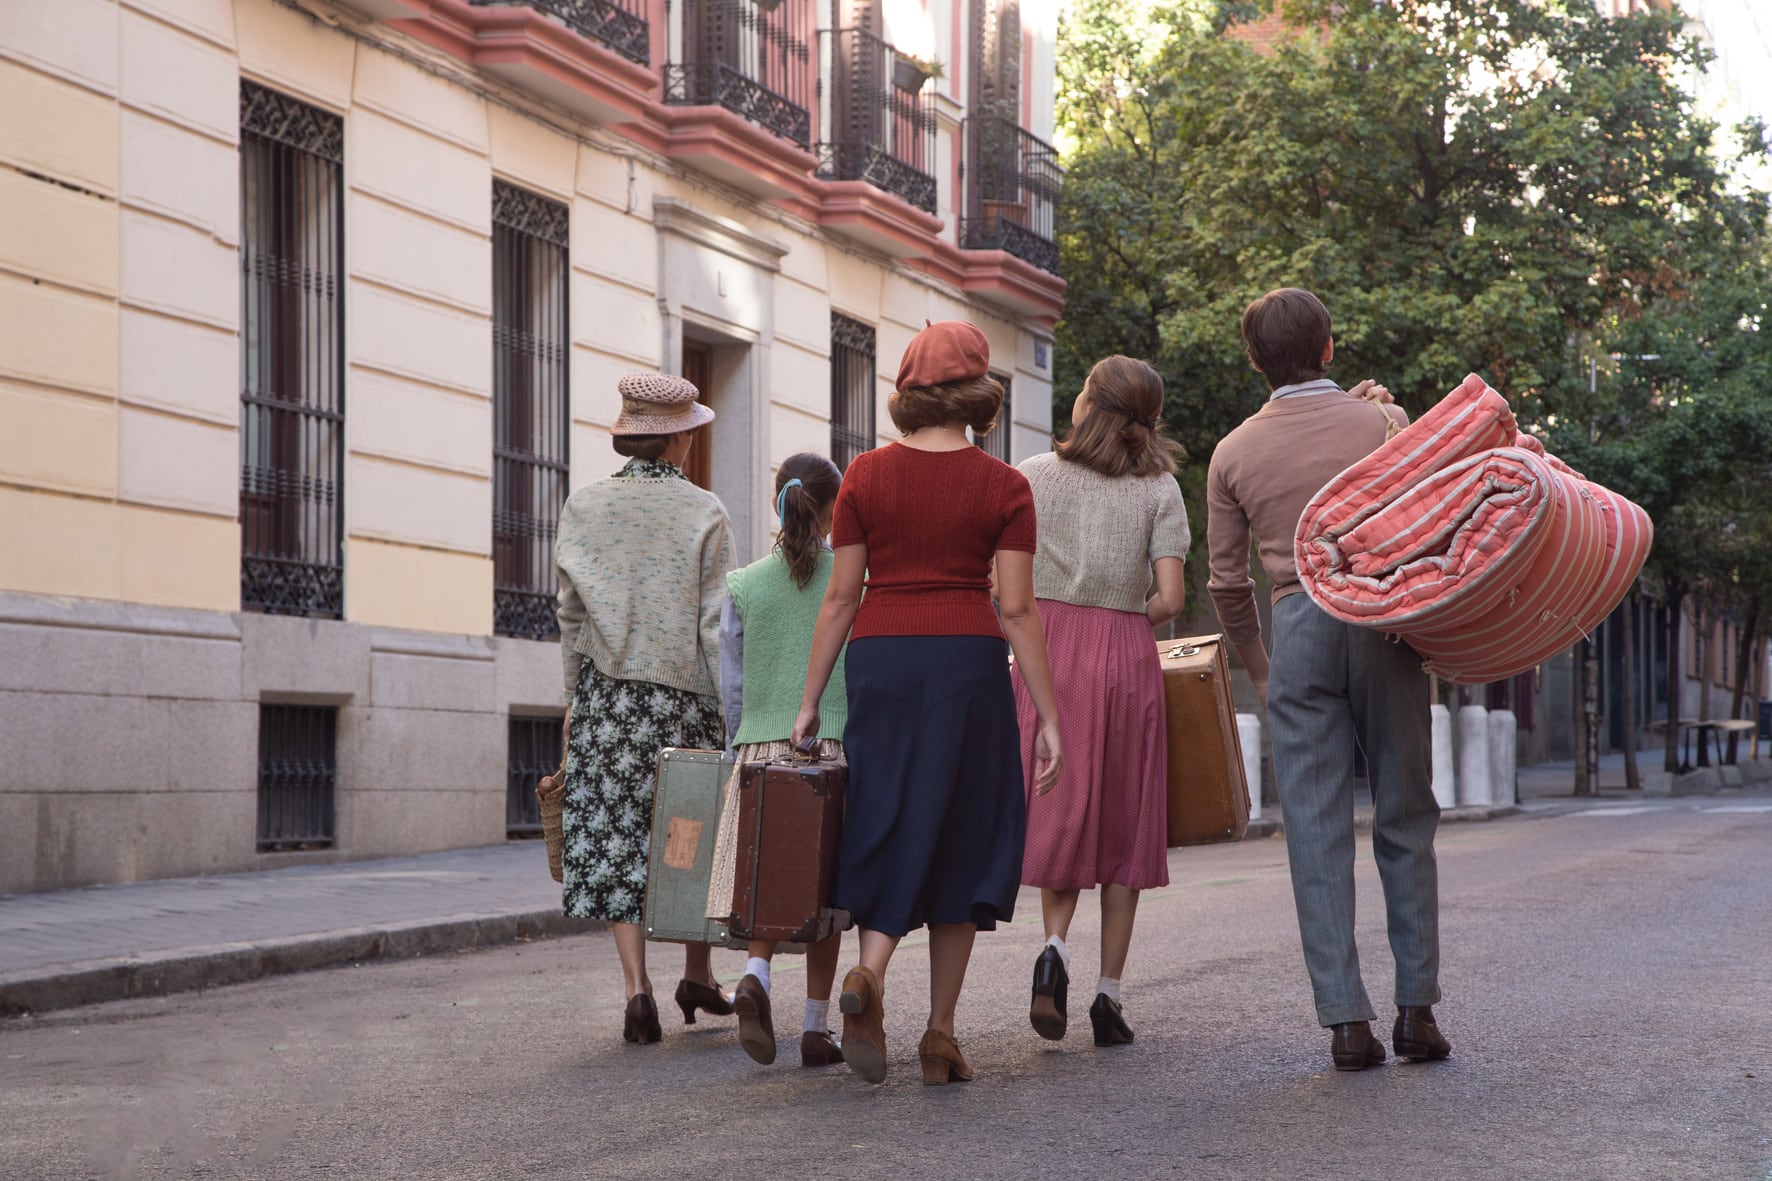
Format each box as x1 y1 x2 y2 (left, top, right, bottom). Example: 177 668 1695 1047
1156 634 1251 846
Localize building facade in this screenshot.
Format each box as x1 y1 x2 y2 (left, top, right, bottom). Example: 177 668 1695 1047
0 0 1064 892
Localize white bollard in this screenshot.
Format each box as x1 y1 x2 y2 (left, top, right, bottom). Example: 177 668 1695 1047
1488 709 1518 807
1236 712 1262 821
1457 705 1492 806
1430 704 1457 809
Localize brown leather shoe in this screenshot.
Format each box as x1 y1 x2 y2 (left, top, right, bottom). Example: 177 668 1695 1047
1329 1020 1387 1071
623 993 661 1045
838 966 887 1085
1393 1006 1452 1061
733 974 775 1065
917 1028 975 1085
674 978 734 1024
800 1029 843 1068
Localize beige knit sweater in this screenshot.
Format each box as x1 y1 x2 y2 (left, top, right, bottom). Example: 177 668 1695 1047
1017 452 1192 614
554 459 736 697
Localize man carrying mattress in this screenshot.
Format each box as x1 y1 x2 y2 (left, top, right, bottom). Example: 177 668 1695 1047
1205 287 1452 1072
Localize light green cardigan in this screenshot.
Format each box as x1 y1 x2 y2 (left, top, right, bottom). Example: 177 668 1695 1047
554 460 736 698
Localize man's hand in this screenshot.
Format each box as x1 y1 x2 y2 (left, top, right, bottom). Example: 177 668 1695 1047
1347 378 1392 405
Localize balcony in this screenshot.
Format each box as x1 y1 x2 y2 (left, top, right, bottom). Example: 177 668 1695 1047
960 114 1062 276
467 0 651 65
663 0 815 148
816 28 937 215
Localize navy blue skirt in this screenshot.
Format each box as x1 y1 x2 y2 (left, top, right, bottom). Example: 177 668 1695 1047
831 635 1026 937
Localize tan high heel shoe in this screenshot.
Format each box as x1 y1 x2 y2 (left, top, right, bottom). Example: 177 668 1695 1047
838 966 887 1085
917 1028 975 1085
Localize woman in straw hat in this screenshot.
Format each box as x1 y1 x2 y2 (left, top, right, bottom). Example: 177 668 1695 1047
793 320 1065 1086
555 373 738 1044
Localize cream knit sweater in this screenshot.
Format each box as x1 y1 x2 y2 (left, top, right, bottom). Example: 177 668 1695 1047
554 459 736 697
1017 452 1192 614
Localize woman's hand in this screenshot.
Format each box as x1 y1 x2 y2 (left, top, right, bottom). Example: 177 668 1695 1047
790 705 820 750
1032 721 1064 796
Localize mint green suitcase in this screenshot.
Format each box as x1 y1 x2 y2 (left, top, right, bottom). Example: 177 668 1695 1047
644 748 740 947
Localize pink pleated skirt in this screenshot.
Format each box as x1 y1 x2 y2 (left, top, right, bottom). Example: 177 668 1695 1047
1012 599 1170 891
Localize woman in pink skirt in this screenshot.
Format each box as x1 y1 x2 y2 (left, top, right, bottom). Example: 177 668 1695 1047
1013 354 1190 1047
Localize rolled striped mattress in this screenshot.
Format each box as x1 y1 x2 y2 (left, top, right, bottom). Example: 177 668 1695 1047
1294 373 1652 685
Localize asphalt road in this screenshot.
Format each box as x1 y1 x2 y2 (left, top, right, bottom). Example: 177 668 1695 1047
4 798 1770 1181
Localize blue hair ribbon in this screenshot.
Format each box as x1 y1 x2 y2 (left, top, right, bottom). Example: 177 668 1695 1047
776 477 803 523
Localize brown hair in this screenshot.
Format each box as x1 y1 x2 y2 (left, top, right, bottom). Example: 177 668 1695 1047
888 374 1004 435
612 433 671 460
1240 287 1333 389
1054 355 1184 478
774 453 842 590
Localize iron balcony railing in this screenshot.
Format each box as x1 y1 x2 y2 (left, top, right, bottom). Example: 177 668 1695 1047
816 28 937 214
960 113 1062 275
664 0 814 147
468 0 651 66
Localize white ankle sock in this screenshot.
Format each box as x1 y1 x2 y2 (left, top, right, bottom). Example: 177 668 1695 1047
1045 935 1071 969
744 957 772 994
1097 976 1121 1004
804 997 830 1033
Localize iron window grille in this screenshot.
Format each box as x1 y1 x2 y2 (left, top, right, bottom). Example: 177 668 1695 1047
816 27 937 213
976 370 1013 461
258 705 337 851
492 181 571 641
663 0 814 147
960 114 1062 275
467 0 651 66
239 82 346 619
830 313 877 471
507 716 564 836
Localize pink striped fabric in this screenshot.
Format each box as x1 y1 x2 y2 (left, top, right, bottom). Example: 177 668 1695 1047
1294 373 1653 685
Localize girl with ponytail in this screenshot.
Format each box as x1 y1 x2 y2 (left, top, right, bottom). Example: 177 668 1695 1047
708 452 850 1069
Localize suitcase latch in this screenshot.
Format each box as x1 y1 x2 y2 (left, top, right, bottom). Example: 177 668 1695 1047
1167 644 1201 658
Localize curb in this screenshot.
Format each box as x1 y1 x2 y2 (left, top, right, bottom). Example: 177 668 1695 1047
0 909 603 1019
1242 803 1518 841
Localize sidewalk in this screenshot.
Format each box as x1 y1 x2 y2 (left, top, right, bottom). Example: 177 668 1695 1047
5 746 1766 1018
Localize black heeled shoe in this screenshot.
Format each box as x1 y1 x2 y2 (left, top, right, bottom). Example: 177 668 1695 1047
674 978 735 1024
623 993 661 1044
1089 993 1134 1046
1029 946 1068 1041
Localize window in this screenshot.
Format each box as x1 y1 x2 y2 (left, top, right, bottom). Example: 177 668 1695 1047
257 705 337 850
507 716 563 837
817 26 938 212
239 82 345 619
492 180 571 641
830 314 876 471
976 370 1013 461
664 0 815 146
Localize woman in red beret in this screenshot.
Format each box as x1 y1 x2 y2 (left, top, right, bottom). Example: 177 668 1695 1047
793 320 1064 1086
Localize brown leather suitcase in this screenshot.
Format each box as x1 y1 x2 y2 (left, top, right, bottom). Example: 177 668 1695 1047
1156 634 1251 846
728 756 846 944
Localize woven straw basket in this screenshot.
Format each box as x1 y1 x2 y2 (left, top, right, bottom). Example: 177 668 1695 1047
537 767 566 883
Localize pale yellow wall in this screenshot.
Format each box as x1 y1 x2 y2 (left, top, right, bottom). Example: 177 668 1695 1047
345 537 493 636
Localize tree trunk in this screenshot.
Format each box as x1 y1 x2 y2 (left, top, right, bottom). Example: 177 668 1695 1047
1728 603 1760 764
1695 597 1712 767
1622 592 1641 791
1585 633 1601 790
1573 638 1592 796
1665 581 1684 775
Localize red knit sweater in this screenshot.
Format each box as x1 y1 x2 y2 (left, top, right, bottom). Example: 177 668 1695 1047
832 442 1037 639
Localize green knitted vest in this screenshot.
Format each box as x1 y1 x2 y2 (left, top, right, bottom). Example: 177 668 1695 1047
728 549 848 745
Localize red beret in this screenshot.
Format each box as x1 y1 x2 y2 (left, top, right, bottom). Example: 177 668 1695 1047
896 320 991 391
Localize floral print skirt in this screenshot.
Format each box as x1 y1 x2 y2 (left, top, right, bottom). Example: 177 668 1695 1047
561 659 724 924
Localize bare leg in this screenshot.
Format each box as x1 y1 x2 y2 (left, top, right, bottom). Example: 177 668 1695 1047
611 921 651 999
806 932 841 1001
926 923 977 1037
1099 885 1139 981
857 928 900 990
682 941 719 990
747 939 779 962
1042 888 1082 942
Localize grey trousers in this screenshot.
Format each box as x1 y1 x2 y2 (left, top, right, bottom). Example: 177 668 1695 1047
1268 593 1440 1027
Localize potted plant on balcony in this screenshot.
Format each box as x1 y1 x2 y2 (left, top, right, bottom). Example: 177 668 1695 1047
893 53 944 93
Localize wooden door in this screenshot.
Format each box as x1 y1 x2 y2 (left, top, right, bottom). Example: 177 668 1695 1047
682 341 713 490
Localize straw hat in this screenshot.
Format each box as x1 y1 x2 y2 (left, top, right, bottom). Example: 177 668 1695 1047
611 373 715 436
